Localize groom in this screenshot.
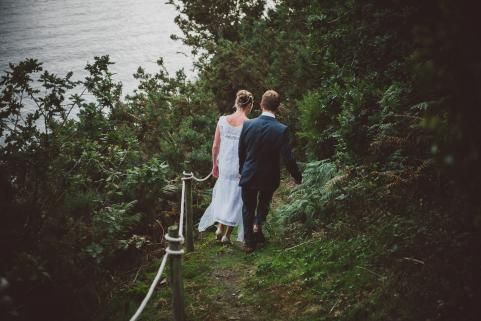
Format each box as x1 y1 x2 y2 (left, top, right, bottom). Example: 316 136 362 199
238 90 302 252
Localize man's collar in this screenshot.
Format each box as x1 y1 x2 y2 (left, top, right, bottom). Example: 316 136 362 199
261 111 276 118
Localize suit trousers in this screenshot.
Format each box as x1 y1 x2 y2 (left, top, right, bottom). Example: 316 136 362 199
241 187 274 247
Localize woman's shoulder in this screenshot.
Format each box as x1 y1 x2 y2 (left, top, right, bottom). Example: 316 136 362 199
223 114 249 128
217 115 227 124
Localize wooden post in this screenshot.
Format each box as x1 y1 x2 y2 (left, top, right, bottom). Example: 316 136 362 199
184 173 194 252
168 225 185 321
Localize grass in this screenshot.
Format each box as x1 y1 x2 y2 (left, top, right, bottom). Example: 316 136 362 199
99 179 422 321
106 230 394 320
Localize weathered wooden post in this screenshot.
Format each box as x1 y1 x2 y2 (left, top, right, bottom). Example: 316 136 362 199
167 225 185 321
184 172 194 252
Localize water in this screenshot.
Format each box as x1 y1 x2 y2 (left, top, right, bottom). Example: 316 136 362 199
0 0 194 96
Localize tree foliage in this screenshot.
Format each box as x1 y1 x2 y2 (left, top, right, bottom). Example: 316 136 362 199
0 56 216 321
1 0 480 320
167 0 481 319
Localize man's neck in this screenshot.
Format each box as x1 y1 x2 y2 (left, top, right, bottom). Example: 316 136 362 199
261 109 276 118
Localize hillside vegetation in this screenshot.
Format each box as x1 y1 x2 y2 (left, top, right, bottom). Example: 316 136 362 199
1 1 480 320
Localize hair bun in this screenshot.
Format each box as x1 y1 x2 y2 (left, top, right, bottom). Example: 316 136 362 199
238 95 252 104
235 90 253 109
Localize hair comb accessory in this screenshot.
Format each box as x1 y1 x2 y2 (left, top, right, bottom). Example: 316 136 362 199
239 95 252 105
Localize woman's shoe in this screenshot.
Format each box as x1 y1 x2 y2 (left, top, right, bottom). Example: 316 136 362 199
221 235 231 245
215 225 223 240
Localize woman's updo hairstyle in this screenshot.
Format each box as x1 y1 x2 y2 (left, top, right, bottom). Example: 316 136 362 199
235 90 254 110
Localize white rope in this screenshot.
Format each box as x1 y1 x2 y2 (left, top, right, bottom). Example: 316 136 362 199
165 233 184 244
178 179 186 237
165 248 185 255
182 171 213 182
128 169 212 321
177 171 211 237
129 252 169 321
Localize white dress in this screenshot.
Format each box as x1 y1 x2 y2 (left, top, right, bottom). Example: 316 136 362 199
198 116 244 241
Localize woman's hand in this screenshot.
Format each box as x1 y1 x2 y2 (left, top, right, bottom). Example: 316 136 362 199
212 165 219 178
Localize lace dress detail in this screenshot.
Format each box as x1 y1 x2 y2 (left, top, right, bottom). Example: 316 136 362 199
198 116 244 241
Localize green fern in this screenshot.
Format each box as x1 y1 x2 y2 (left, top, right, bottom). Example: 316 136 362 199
276 160 348 231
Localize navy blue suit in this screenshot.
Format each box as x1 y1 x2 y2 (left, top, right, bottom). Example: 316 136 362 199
238 115 302 247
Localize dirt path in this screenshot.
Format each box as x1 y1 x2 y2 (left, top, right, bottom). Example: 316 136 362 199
209 261 256 320
151 183 305 321
143 228 318 321
181 239 267 321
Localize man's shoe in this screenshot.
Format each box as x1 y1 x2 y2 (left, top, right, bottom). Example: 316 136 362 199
242 244 256 254
254 231 267 244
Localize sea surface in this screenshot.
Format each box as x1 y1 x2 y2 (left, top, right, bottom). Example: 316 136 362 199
0 0 194 97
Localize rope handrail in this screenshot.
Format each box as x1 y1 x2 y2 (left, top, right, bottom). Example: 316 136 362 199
178 178 186 239
128 170 212 321
129 253 169 321
182 170 213 182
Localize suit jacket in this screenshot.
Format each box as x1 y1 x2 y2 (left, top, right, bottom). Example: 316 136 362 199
238 115 302 191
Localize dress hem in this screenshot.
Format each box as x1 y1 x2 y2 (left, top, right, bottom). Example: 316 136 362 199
215 218 238 227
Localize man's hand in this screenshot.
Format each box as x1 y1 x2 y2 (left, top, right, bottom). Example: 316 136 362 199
212 165 219 178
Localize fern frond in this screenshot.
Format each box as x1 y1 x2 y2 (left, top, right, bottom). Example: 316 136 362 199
414 158 435 178
324 172 350 193
370 134 409 151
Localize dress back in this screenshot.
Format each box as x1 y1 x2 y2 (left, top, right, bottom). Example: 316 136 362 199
218 116 242 180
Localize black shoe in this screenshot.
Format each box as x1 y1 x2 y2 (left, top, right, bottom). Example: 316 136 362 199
254 231 267 244
242 244 256 254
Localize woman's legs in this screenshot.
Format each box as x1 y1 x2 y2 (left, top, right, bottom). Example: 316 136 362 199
216 223 225 240
221 225 233 244
217 223 234 243
224 226 233 238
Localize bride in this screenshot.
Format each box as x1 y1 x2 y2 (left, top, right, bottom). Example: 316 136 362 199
198 90 253 244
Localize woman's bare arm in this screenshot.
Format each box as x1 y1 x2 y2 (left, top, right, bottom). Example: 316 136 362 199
212 123 221 178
